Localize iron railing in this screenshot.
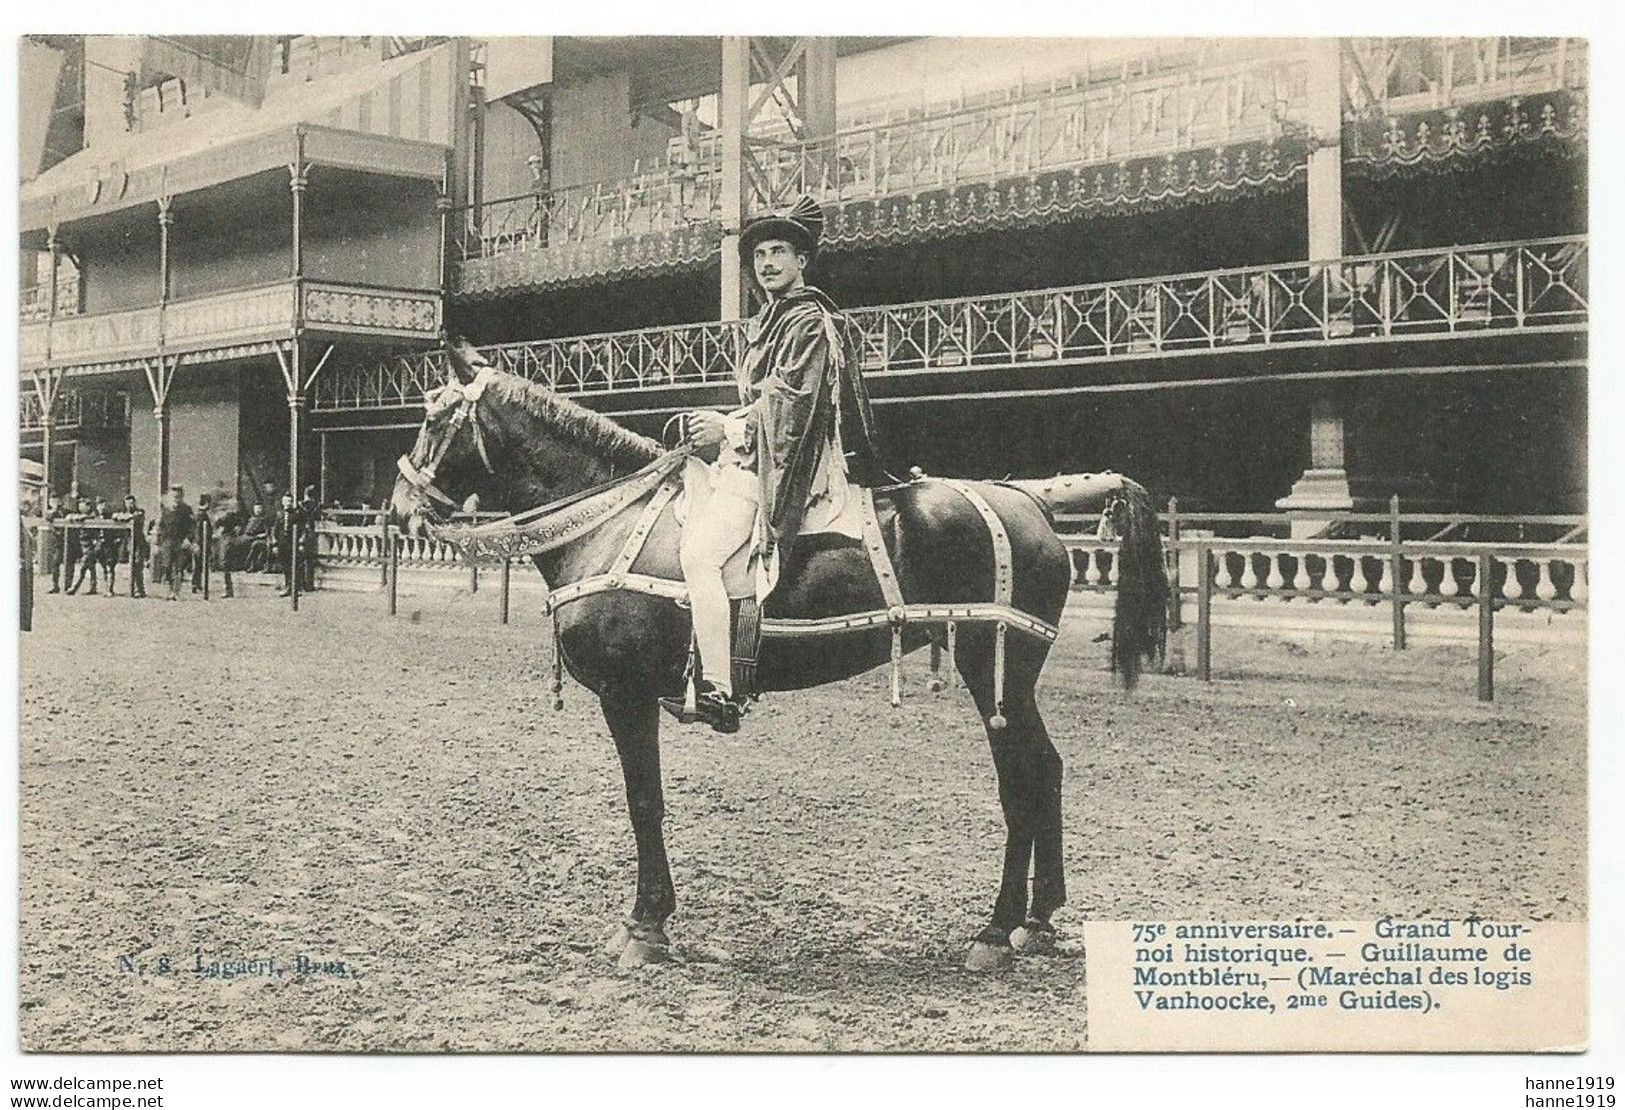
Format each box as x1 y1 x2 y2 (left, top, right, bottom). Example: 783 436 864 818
456 52 1311 262
315 235 1587 411
1343 36 1586 118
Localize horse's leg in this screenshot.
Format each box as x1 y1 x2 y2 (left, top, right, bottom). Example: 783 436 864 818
1009 689 1066 956
599 692 676 969
957 640 1037 973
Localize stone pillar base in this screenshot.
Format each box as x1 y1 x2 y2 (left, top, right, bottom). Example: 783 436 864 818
1276 468 1355 538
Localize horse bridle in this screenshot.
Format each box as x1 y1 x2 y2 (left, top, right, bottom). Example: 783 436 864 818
397 369 498 517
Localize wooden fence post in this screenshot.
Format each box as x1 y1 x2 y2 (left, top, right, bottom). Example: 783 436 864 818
1390 493 1406 650
470 561 479 594
499 558 511 625
1166 495 1182 631
1477 551 1494 702
388 525 399 616
1196 541 1212 683
379 514 389 588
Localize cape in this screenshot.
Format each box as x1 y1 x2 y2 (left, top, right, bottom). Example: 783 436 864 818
737 285 887 545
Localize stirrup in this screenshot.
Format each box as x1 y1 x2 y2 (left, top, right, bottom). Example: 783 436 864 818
659 685 745 734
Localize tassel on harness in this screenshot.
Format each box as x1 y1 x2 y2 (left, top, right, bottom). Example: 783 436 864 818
550 604 565 711
889 609 904 709
989 620 1008 732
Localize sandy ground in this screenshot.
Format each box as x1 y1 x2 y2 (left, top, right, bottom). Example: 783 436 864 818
18 580 1585 1052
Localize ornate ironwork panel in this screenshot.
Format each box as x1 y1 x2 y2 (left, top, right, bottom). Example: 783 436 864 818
303 283 441 337
320 236 1586 412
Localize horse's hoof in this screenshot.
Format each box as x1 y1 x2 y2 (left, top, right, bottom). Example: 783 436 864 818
617 934 672 970
600 922 632 958
927 677 945 693
1011 922 1058 955
965 940 1015 973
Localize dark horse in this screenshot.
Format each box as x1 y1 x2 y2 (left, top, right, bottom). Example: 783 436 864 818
392 350 1167 971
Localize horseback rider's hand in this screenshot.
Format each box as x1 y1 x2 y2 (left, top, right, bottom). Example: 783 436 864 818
684 409 728 462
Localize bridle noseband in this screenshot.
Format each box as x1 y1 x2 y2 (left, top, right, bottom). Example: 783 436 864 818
397 369 499 518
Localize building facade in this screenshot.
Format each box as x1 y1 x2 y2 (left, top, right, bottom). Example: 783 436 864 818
20 36 1587 518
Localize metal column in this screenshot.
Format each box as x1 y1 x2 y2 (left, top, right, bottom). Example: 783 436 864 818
718 36 751 322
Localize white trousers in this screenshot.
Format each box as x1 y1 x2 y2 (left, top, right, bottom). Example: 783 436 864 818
678 466 758 696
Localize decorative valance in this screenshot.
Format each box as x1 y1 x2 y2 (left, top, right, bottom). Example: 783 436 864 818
1344 88 1586 178
452 135 1316 298
822 137 1315 249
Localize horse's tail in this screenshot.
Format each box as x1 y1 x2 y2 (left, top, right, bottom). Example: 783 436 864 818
1108 476 1168 687
1000 471 1168 686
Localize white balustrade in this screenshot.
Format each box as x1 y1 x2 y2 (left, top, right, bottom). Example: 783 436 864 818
1459 559 1480 605
1502 559 1524 601
1266 553 1286 594
1535 561 1558 602
1407 557 1428 602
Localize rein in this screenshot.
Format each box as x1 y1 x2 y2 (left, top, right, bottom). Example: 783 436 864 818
426 448 689 562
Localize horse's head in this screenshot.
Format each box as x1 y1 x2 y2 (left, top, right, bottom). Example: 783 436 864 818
392 338 665 535
391 341 500 535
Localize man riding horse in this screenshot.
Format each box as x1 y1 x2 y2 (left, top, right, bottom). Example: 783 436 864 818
667 196 888 733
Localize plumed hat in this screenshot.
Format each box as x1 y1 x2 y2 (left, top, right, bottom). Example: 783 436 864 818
739 195 824 259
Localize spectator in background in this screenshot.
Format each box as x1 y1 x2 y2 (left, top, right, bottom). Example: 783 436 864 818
19 460 45 631
240 502 272 572
112 493 148 598
64 496 97 595
153 485 195 601
93 496 120 596
42 491 65 594
61 496 88 594
299 485 319 592
212 495 242 598
191 493 213 594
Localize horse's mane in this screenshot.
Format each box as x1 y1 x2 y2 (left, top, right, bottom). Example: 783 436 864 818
482 371 662 469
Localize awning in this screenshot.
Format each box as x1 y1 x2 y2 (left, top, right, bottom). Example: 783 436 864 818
21 41 459 233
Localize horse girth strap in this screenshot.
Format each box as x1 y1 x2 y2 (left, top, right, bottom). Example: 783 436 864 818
608 479 679 577
936 479 1014 608
858 489 905 614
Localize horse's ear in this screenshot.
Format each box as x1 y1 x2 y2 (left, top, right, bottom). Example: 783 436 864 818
444 336 485 384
